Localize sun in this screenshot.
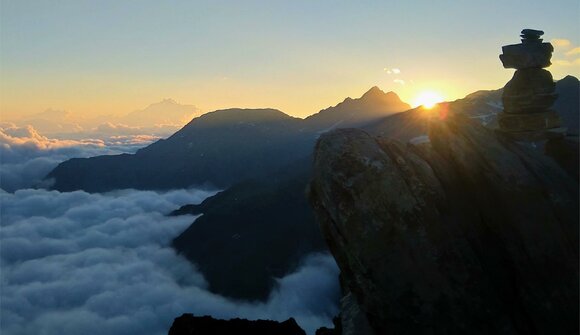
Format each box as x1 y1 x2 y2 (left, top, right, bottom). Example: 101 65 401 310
412 91 444 109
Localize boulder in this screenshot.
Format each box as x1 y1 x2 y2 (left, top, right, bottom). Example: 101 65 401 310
168 314 306 335
309 113 578 334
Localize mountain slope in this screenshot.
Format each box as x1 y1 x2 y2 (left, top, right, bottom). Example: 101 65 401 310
304 86 410 131
46 89 411 193
47 108 316 192
171 157 326 301
554 75 580 135
365 76 579 140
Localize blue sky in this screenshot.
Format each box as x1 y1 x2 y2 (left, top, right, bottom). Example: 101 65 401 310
1 0 579 118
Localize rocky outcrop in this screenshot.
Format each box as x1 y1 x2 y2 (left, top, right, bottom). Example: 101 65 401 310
498 29 561 136
309 111 578 334
168 314 306 335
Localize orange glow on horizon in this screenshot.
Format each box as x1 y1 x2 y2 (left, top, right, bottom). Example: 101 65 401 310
412 91 445 109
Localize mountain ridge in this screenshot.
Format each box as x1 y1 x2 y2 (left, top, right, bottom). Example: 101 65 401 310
45 88 410 193
304 86 410 131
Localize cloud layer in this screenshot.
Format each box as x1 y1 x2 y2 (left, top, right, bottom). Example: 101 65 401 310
9 99 201 139
0 123 158 192
1 110 340 334
0 187 340 335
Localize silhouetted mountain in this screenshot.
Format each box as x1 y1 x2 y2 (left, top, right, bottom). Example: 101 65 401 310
47 108 316 192
46 89 411 193
171 157 326 301
44 82 578 306
554 75 580 135
304 86 410 131
366 76 579 140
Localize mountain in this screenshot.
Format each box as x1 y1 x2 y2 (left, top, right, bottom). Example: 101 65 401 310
45 89 410 193
164 79 580 303
118 98 201 127
44 82 578 306
554 75 580 135
309 114 578 334
46 108 316 192
365 76 579 141
304 86 410 131
171 158 326 301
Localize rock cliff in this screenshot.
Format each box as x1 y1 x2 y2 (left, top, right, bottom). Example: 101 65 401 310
309 110 578 334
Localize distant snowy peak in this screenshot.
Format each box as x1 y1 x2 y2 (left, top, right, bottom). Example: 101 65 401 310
123 99 202 127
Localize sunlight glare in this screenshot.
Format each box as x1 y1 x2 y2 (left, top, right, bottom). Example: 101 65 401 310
413 91 444 109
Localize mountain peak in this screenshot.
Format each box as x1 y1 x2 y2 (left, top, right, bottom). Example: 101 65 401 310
360 86 401 102
304 87 410 130
362 86 386 98
157 98 178 105
558 75 579 84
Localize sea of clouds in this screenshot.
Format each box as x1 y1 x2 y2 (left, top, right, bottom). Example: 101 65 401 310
0 123 159 192
0 125 341 335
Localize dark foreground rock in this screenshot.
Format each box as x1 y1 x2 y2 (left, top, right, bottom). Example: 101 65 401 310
168 314 306 335
309 111 579 335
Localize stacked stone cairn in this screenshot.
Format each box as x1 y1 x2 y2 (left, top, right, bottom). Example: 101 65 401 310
498 29 564 139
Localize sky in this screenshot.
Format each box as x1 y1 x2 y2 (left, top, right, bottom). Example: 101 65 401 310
1 0 579 120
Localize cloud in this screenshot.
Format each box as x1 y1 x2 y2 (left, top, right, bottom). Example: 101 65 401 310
552 58 580 67
565 47 580 56
0 123 105 155
0 188 340 335
393 79 406 86
0 124 157 192
84 122 179 142
550 39 580 77
551 38 571 48
384 67 401 75
10 99 200 138
1 113 340 334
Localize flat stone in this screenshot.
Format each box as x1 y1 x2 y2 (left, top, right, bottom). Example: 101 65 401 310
495 127 567 141
521 34 542 38
503 93 558 113
521 29 544 36
497 110 561 132
521 34 542 40
500 42 553 69
521 38 543 44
